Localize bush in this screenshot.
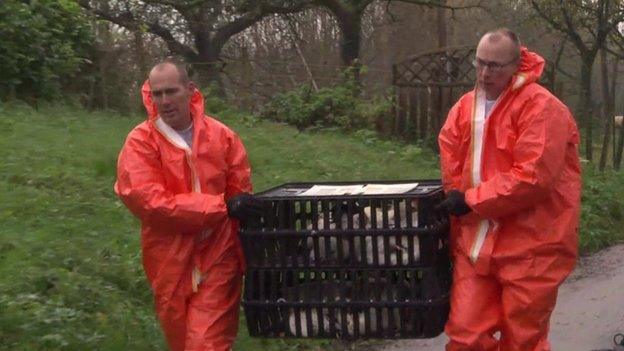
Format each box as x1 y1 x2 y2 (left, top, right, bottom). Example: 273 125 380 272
260 81 391 131
0 0 92 101
579 165 624 253
200 84 230 114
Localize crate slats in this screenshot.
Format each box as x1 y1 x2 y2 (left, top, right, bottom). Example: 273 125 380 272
240 180 450 339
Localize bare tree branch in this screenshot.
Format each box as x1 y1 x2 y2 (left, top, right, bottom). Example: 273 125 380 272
214 2 310 48
79 0 312 93
397 0 484 11
79 0 198 59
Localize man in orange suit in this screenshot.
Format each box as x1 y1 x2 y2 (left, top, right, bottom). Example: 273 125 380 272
437 28 581 350
115 59 263 350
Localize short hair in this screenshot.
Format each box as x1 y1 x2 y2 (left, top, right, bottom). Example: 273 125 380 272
150 58 190 85
484 27 521 59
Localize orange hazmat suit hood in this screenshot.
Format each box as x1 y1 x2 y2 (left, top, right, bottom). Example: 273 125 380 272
510 46 545 91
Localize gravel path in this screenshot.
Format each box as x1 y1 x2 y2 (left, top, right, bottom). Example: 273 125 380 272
380 244 624 351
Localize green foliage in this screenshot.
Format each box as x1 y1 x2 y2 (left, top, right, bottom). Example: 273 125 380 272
579 165 624 253
202 84 231 114
0 0 92 100
259 81 391 132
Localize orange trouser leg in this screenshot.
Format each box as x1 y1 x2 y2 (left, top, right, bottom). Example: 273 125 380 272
154 274 193 351
157 303 188 351
496 255 572 351
184 252 243 351
445 254 501 351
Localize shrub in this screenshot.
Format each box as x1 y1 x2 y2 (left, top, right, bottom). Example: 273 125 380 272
260 82 390 132
579 165 624 253
0 0 92 100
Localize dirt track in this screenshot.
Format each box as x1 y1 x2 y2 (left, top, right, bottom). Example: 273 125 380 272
381 244 624 351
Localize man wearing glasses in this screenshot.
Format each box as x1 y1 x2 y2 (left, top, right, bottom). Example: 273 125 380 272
437 28 581 350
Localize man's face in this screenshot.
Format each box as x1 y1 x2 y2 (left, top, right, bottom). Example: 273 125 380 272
148 64 194 130
474 35 519 100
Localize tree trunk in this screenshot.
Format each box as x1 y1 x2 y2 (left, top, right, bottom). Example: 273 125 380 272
192 44 225 98
598 49 613 171
336 12 362 82
610 57 619 163
134 29 149 113
97 1 112 110
134 30 149 83
436 1 447 49
578 55 595 161
193 61 224 97
546 39 567 93
615 117 624 170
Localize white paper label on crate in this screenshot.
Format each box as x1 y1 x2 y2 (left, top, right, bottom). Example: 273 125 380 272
360 183 419 195
297 183 419 196
298 185 365 196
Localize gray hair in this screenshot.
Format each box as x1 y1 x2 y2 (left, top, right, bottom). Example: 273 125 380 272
150 58 190 85
484 27 521 60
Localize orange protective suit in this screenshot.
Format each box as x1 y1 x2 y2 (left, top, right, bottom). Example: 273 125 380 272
438 48 581 350
115 82 251 351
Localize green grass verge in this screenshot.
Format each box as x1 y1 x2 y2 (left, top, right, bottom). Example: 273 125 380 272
0 102 621 350
0 102 436 350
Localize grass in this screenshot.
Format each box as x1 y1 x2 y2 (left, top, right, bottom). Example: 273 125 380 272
0 102 437 351
1 101 622 350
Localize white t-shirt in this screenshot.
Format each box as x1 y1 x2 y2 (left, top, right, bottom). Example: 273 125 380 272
485 99 496 118
176 125 193 148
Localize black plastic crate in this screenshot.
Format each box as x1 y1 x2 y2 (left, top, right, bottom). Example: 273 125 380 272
240 180 450 339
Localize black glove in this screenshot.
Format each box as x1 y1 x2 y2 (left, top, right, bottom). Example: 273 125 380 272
436 190 471 216
226 193 265 221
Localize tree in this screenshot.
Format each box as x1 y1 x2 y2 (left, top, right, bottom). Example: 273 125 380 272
79 0 309 95
0 0 92 101
604 22 624 169
313 0 481 82
598 48 617 170
313 0 370 71
530 0 624 162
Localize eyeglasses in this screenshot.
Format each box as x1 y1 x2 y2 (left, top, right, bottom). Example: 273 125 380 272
472 57 518 72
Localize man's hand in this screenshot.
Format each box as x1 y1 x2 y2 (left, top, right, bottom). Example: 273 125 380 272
226 193 265 221
436 190 472 216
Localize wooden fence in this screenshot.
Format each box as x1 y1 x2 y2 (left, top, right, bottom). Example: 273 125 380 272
388 45 557 144
388 46 475 142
